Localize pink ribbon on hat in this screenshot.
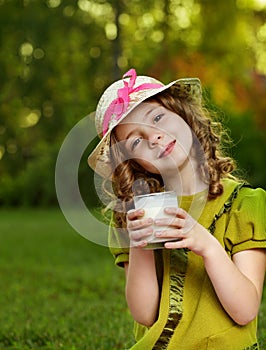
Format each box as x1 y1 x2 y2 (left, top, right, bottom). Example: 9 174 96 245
102 69 163 135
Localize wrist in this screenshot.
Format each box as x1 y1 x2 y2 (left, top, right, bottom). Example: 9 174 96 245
201 235 224 262
129 246 155 261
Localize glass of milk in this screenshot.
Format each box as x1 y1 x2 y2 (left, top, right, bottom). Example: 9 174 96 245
133 191 178 249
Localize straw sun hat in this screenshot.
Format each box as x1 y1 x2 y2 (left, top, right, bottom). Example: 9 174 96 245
87 68 202 178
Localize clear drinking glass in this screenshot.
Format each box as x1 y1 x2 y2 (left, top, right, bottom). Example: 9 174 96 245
133 191 178 249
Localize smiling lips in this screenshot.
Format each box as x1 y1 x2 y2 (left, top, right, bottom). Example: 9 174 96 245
159 140 176 158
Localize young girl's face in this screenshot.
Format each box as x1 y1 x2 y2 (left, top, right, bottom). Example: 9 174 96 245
114 101 193 175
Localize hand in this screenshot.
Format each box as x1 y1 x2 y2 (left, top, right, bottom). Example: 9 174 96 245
154 207 218 256
126 208 154 248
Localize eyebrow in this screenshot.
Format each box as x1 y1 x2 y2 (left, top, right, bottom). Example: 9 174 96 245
123 125 139 146
123 105 161 140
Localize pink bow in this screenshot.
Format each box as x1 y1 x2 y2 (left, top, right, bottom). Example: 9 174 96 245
102 69 163 135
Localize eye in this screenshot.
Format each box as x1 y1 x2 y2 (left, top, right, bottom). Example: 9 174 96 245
154 114 164 123
131 137 142 151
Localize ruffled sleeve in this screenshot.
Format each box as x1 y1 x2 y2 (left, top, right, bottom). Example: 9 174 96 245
108 215 129 268
224 187 266 255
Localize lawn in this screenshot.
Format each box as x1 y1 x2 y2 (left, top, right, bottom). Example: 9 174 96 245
0 209 265 349
0 209 134 350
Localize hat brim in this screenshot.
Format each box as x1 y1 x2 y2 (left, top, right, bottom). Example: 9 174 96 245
87 77 201 179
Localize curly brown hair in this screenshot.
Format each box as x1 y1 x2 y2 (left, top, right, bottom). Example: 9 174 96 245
105 86 236 228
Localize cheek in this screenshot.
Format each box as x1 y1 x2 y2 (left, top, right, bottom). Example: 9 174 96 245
178 124 193 151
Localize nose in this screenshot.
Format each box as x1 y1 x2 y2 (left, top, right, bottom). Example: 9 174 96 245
149 132 163 147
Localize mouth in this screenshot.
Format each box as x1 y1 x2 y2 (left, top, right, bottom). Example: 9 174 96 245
159 140 176 158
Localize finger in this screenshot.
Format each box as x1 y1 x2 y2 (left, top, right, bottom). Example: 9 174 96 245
127 208 145 220
164 239 187 249
130 240 148 248
129 227 153 241
154 217 185 228
128 217 153 230
164 207 187 218
155 228 184 239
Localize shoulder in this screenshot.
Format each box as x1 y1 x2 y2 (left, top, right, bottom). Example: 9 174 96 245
223 179 266 254
222 178 265 207
230 182 265 212
223 178 266 229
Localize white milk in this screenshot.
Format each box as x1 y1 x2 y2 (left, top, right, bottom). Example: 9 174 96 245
143 207 175 233
133 191 178 245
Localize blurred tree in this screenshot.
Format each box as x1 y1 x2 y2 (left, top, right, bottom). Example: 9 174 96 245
0 0 112 205
0 0 265 207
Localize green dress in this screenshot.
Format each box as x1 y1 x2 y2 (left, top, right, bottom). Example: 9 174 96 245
109 179 266 350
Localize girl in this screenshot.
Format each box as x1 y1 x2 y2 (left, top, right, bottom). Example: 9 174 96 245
88 69 266 349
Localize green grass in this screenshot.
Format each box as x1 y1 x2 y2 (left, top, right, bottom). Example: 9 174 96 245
0 209 265 349
0 209 134 350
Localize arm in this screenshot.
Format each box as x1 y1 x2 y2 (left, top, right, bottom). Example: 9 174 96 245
155 208 266 325
124 209 160 327
125 248 159 327
203 244 265 325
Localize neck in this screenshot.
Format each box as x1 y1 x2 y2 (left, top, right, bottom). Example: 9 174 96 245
163 157 208 196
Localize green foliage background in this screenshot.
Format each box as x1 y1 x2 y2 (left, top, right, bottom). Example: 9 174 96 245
0 0 265 206
0 1 265 348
